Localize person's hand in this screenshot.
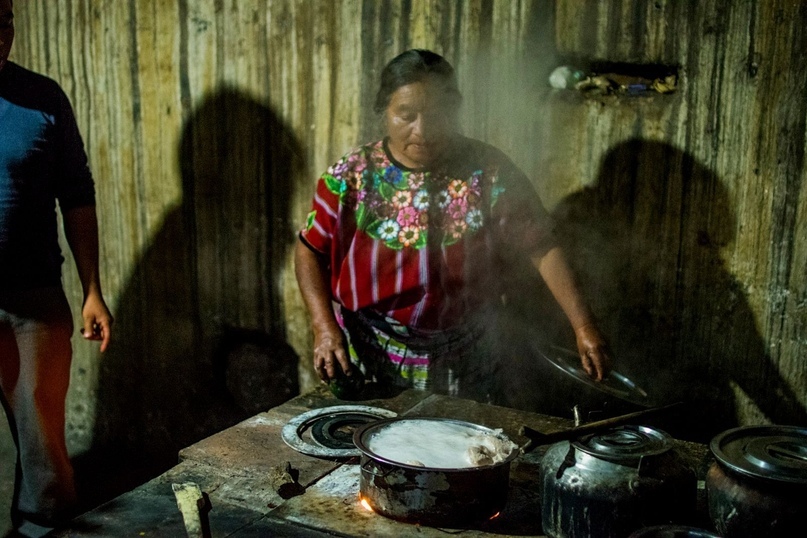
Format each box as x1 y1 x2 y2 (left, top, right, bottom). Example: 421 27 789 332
574 322 612 382
81 292 113 352
313 329 352 382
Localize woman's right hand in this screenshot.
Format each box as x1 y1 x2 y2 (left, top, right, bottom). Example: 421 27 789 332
295 241 353 382
313 330 352 382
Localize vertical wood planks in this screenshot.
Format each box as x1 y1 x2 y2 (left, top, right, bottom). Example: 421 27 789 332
5 0 805 465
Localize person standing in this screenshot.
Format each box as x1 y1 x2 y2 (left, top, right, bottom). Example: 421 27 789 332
0 1 113 535
295 49 611 402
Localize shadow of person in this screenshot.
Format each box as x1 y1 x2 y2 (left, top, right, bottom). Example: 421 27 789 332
73 86 303 510
519 138 807 442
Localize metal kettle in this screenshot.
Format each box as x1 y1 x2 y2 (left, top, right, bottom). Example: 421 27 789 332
539 425 697 538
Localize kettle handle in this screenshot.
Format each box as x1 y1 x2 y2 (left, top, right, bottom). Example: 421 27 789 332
555 445 578 479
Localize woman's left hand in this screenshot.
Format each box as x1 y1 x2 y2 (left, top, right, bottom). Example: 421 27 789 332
574 322 613 382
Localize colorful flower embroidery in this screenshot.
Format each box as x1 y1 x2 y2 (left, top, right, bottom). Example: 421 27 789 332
397 207 419 227
321 145 502 250
378 219 400 241
409 172 425 189
384 166 405 187
436 191 451 208
413 190 429 210
466 208 483 230
446 219 468 243
329 160 349 180
447 198 467 220
391 190 412 208
398 226 420 247
305 210 317 232
448 179 468 199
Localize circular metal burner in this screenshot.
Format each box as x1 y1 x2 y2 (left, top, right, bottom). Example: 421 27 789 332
281 405 398 458
310 413 381 450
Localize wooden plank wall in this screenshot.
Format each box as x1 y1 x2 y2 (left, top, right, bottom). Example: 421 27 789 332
6 0 559 482
534 0 807 440
4 0 806 496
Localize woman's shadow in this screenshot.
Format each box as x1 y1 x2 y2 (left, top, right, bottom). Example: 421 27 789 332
499 139 807 441
72 86 303 509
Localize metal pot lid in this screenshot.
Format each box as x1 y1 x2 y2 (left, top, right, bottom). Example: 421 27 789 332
573 424 672 462
710 425 807 485
540 346 653 407
281 405 398 458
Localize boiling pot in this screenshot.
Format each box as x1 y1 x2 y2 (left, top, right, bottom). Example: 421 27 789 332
353 417 519 527
707 425 807 537
539 424 696 538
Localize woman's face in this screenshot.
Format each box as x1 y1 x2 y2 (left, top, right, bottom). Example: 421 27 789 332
384 79 457 169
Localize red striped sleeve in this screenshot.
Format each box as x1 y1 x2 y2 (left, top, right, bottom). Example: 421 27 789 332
300 177 340 255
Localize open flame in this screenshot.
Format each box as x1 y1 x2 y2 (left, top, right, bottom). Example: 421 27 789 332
358 496 374 512
359 493 500 524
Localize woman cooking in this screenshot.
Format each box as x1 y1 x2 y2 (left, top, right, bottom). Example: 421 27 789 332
295 49 611 403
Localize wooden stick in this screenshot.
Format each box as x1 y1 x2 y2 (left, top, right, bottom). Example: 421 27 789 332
172 482 210 538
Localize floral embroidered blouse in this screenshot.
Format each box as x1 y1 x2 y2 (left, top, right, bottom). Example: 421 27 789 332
300 137 555 331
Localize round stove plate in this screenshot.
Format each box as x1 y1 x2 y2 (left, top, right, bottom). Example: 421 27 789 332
281 405 398 458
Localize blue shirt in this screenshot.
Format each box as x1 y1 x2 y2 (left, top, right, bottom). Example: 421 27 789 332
0 62 95 289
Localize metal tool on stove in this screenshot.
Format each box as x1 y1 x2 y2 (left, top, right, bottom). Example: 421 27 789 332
520 401 684 452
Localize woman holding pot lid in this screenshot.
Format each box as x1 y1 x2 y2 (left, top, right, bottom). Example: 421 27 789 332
295 49 611 402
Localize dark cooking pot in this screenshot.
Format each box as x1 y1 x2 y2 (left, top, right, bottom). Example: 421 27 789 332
539 425 696 538
707 425 807 537
353 417 519 527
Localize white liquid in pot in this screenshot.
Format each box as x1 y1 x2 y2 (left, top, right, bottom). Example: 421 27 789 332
366 419 517 469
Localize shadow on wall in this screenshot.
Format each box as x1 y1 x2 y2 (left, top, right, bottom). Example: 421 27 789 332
499 139 807 441
73 87 302 509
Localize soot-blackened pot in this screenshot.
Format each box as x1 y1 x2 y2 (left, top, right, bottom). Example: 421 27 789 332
353 417 519 527
707 425 807 538
539 424 696 538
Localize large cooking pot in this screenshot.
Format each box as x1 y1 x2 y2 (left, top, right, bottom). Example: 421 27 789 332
707 425 807 537
539 424 696 538
353 417 519 527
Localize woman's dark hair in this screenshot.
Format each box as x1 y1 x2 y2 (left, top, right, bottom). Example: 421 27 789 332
373 49 462 115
